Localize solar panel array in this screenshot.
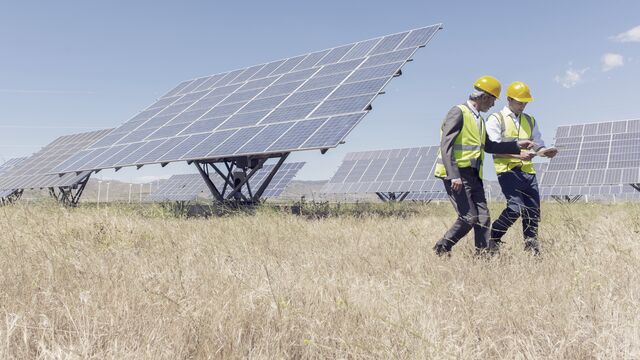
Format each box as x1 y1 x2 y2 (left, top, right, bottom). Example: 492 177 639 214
540 184 640 200
51 25 442 175
246 161 305 198
541 119 640 187
0 130 113 191
147 174 206 202
0 157 27 176
0 158 27 199
322 146 444 194
405 191 449 201
146 162 305 202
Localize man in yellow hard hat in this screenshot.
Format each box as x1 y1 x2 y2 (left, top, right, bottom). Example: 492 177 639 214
433 76 534 256
486 81 558 255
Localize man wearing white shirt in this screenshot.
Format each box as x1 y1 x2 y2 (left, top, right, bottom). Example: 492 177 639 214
486 81 558 254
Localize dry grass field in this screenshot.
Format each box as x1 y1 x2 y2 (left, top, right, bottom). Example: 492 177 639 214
0 201 639 359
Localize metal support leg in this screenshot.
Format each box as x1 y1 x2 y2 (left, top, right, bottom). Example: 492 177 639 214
253 154 289 201
1 189 23 206
48 173 91 207
195 161 223 202
194 154 290 205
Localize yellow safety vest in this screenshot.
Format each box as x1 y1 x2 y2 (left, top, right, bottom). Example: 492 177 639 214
492 112 536 174
434 105 486 178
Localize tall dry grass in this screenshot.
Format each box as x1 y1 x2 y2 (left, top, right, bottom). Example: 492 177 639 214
0 201 638 359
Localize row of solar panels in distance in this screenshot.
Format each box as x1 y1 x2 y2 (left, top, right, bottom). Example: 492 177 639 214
548 131 640 171
554 118 640 138
404 192 449 201
323 146 440 194
540 167 640 186
539 184 640 197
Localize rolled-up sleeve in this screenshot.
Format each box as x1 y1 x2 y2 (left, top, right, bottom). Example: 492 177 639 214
439 106 463 179
486 113 503 142
531 118 546 151
484 134 520 154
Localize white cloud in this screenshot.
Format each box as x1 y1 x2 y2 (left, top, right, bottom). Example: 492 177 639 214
611 25 640 42
554 67 589 88
602 53 624 71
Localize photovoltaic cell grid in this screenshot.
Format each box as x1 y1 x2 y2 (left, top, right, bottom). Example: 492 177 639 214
322 146 444 194
0 158 27 198
147 174 206 202
146 162 305 201
246 161 305 198
404 191 449 201
541 119 640 186
0 130 113 191
0 157 27 176
52 25 442 174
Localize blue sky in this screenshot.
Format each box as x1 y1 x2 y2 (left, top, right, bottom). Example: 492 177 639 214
1 0 639 182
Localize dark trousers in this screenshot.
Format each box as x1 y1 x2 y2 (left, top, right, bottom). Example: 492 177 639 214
490 169 540 241
437 168 490 250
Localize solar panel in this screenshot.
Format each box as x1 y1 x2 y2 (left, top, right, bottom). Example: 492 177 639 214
542 119 640 186
322 145 443 195
0 189 18 199
0 157 27 176
0 129 113 192
404 191 449 201
147 174 207 202
540 184 640 201
52 25 442 175
147 162 305 202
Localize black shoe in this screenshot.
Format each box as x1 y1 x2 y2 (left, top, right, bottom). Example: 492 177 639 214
486 239 501 255
433 243 451 257
524 238 540 256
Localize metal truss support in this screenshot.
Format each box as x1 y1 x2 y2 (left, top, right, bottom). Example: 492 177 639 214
551 195 583 204
376 192 410 202
194 153 290 205
0 189 24 206
48 173 91 207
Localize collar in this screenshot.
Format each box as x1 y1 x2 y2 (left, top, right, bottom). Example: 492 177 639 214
466 100 481 117
502 106 520 120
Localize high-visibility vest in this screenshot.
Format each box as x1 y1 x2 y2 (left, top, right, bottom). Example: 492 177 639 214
492 112 536 174
434 104 486 178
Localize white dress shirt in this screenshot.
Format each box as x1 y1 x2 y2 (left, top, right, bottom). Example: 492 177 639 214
466 100 484 132
486 106 545 149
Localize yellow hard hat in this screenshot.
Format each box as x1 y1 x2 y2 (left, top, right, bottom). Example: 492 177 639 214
474 75 501 98
506 81 533 102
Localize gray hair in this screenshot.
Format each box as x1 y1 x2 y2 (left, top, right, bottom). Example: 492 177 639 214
469 89 486 100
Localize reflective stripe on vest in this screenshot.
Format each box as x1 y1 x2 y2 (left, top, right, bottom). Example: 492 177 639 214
493 112 536 174
434 104 486 178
